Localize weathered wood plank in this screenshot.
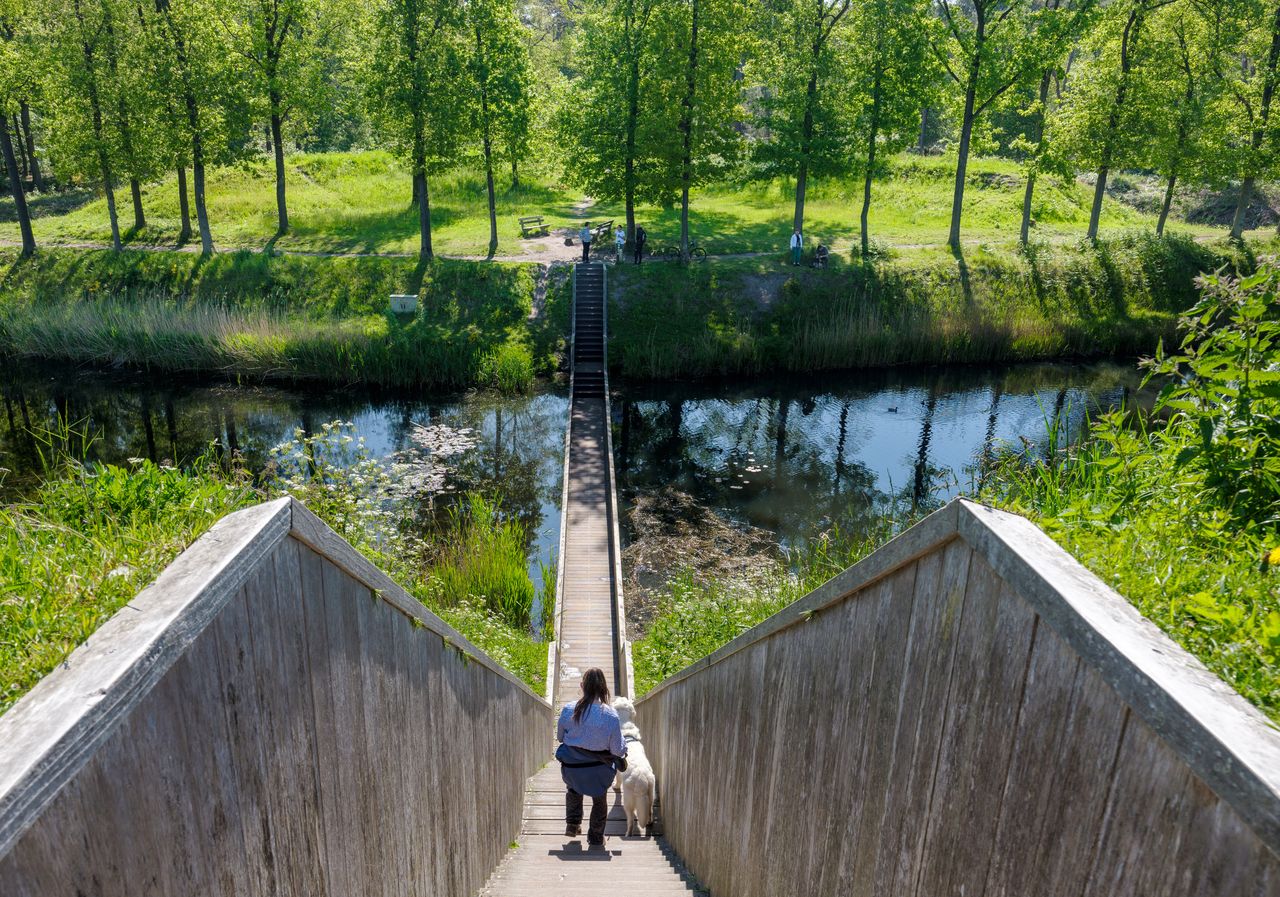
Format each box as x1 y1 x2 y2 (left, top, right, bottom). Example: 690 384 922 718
638 500 1280 897
0 501 555 897
0 498 292 855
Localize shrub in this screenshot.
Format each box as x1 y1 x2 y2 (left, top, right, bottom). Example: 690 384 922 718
983 260 1280 721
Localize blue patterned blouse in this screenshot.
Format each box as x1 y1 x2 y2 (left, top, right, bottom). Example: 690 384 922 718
558 700 626 757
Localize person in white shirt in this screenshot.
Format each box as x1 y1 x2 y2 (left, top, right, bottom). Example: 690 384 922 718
790 229 803 266
580 223 593 262
615 225 626 262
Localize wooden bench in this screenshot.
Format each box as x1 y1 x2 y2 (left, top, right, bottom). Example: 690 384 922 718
591 220 615 245
519 215 550 237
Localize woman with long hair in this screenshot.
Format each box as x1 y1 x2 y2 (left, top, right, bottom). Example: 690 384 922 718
555 668 626 846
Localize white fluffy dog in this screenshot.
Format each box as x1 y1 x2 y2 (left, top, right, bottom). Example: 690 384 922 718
612 696 656 836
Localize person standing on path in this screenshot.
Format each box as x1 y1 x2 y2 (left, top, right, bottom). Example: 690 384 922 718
556 667 626 847
580 223 593 263
790 229 803 266
615 225 626 263
634 225 647 264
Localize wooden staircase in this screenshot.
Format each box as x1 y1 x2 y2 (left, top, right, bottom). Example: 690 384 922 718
572 261 606 399
479 261 702 896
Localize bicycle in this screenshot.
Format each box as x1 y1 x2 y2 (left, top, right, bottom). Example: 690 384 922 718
658 240 708 261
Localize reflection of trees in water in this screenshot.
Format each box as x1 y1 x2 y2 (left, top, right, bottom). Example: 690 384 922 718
617 361 1146 549
0 368 569 559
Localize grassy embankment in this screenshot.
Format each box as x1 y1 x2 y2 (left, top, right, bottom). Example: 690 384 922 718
0 248 567 391
632 262 1280 722
610 232 1261 380
3 150 1264 259
1 150 1269 387
0 424 552 716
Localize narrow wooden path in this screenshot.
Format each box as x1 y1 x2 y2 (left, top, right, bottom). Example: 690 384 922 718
481 262 703 897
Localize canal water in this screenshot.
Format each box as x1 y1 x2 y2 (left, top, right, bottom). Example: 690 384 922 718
2 360 1144 584
0 362 572 583
613 361 1145 549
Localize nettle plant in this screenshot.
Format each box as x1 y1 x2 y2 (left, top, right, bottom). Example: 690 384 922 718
1144 261 1280 530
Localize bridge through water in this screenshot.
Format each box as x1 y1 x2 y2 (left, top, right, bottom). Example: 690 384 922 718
1 265 1277 897
480 262 704 895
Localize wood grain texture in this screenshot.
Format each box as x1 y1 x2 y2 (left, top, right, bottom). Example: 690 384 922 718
638 500 1280 897
0 502 553 896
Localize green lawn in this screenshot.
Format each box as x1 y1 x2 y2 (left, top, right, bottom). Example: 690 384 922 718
2 150 1257 258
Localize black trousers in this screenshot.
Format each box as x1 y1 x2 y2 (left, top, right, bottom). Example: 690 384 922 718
634 244 644 264
566 788 608 841
582 240 591 262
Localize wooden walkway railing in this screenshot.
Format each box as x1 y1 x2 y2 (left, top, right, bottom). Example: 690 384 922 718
481 262 698 895
0 497 552 896
548 260 633 705
636 498 1280 897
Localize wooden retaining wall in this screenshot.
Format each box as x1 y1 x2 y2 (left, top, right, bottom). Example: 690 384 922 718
637 499 1280 897
0 497 553 897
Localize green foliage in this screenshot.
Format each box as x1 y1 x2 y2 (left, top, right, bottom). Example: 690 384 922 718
609 232 1231 379
747 0 858 197
632 520 908 694
555 0 668 213
430 494 537 628
1143 262 1280 525
0 418 552 713
263 421 548 684
0 449 257 714
983 260 1280 722
0 247 546 390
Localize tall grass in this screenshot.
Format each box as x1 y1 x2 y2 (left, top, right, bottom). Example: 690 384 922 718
0 450 257 714
610 232 1243 380
983 261 1280 722
430 494 537 628
632 515 918 694
1 420 551 715
0 249 543 391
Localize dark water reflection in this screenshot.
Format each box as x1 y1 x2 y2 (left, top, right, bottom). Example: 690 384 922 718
0 363 570 579
614 362 1147 550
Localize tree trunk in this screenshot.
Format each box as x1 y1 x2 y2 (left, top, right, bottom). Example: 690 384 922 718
159 0 212 252
1231 4 1280 240
1087 167 1109 241
1157 172 1176 236
477 28 498 257
948 80 978 250
104 10 143 230
129 179 145 230
1231 177 1255 240
1020 70 1052 246
416 171 433 261
793 68 818 232
1088 8 1144 242
860 64 882 257
917 108 928 153
11 116 26 182
192 151 213 254
511 155 519 189
624 39 641 244
678 0 699 261
0 116 35 255
270 106 288 234
177 165 192 244
19 102 41 192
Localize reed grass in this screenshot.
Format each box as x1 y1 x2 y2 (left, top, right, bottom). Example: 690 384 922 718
0 248 546 390
610 232 1247 380
430 494 538 629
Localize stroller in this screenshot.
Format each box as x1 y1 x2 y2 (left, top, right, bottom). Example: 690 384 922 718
811 243 829 269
